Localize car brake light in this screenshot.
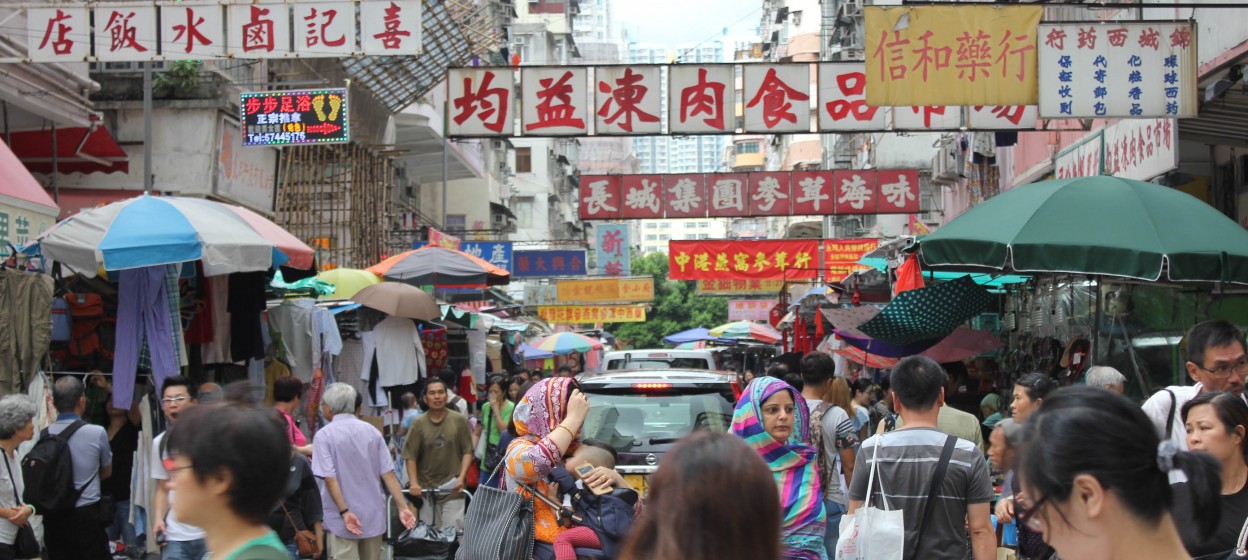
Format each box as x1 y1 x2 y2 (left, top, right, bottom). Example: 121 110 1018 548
730 380 743 400
646 353 669 358
633 383 672 391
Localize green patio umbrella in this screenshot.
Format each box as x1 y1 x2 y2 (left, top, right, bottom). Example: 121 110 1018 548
918 176 1248 283
857 276 993 345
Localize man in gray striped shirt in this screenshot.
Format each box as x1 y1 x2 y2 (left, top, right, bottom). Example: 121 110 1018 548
848 356 995 560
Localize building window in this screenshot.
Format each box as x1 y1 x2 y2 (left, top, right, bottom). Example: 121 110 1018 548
659 234 670 240
660 222 671 229
684 233 698 240
516 147 532 173
645 222 657 229
515 198 534 228
698 221 710 228
698 233 710 239
736 141 760 154
446 214 466 234
529 0 564 14
646 234 657 241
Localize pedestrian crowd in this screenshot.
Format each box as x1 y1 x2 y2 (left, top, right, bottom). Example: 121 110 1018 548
0 319 1243 560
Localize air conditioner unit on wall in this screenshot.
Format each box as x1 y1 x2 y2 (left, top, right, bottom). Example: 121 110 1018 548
932 144 959 185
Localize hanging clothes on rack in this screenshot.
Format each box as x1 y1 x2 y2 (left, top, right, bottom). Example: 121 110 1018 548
267 299 343 381
200 275 233 364
422 328 448 372
113 266 180 409
359 316 425 408
228 271 268 362
0 268 53 395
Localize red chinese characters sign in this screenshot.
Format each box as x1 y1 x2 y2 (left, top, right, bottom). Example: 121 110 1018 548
359 1 422 55
159 4 224 58
823 239 880 282
448 68 516 136
595 66 662 135
581 170 918 219
818 63 886 131
667 65 735 134
27 7 90 61
864 6 1043 107
94 6 157 61
227 2 292 58
743 64 811 133
669 240 821 281
522 67 590 135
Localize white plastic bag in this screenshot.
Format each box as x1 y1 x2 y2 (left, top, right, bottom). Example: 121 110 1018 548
835 435 905 560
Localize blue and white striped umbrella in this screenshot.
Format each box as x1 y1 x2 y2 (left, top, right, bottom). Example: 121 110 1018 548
31 195 298 277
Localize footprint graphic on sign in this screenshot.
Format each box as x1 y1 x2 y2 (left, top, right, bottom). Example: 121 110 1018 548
328 94 342 122
312 94 327 122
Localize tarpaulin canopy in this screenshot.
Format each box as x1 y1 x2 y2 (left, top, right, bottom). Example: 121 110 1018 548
857 276 993 345
709 321 782 344
834 346 900 369
367 246 510 288
663 327 732 345
919 175 1248 283
9 126 129 174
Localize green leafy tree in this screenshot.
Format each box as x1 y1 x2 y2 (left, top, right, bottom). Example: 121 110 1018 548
605 252 727 349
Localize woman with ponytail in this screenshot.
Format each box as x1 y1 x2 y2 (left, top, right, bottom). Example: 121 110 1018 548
1017 386 1222 560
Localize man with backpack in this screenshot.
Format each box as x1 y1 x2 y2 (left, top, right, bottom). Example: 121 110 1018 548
26 376 112 560
798 352 858 559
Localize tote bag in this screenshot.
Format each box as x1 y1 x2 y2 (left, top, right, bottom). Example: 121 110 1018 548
836 434 905 560
456 465 534 560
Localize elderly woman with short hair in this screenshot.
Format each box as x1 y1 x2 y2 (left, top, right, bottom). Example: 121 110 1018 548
1085 366 1127 394
0 395 38 560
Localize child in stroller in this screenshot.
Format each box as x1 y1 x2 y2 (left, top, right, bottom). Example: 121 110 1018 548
545 439 638 560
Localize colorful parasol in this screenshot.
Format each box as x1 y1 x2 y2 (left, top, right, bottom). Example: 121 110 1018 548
834 346 900 369
531 331 604 356
316 268 382 300
709 321 782 344
367 246 510 288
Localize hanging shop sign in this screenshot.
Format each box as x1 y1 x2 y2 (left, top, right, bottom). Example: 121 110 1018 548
729 299 780 322
1103 118 1178 180
447 63 1038 138
426 228 461 250
668 240 821 281
240 88 349 146
555 278 655 304
864 6 1043 107
580 170 920 220
823 238 880 282
524 284 559 306
1054 132 1104 180
537 305 647 325
513 250 588 278
1055 118 1177 181
695 279 787 295
595 224 631 276
461 241 513 273
26 1 421 62
1037 21 1197 119
215 117 277 213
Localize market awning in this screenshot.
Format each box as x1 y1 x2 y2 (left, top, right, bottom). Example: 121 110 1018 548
490 202 517 220
0 139 58 216
9 126 129 175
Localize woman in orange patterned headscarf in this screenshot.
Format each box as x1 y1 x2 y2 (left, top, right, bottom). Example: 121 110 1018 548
502 377 590 547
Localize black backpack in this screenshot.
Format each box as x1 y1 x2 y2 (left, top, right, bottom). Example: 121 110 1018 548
22 420 95 515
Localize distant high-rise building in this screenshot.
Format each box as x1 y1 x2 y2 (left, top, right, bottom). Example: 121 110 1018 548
629 41 730 253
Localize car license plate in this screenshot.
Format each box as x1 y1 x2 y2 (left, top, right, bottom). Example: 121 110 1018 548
623 474 650 499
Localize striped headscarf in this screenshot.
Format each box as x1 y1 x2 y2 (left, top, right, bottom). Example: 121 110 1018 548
732 376 827 560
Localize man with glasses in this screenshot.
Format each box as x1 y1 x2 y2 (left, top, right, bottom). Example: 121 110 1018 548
1143 319 1248 450
150 376 206 560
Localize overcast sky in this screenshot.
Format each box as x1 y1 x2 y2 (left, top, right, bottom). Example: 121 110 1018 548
613 0 763 49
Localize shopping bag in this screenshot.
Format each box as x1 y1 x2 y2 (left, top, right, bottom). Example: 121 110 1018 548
835 434 904 560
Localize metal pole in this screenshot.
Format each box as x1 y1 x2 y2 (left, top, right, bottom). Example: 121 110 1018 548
2 101 9 147
143 61 153 194
50 124 58 203
442 100 449 229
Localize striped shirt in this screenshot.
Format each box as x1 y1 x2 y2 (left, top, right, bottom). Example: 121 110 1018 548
849 427 993 560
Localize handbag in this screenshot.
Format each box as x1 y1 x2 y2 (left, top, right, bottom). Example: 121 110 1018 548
279 503 319 558
836 433 905 560
455 463 534 560
2 453 38 559
478 406 507 473
1193 514 1248 560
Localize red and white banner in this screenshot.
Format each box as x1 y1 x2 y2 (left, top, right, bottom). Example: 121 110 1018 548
668 240 821 281
580 170 920 220
729 299 781 322
823 239 879 282
448 68 515 136
446 63 1040 138
28 0 421 62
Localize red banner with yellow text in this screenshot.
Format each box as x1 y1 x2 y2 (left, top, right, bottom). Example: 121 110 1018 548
668 240 821 281
823 238 879 282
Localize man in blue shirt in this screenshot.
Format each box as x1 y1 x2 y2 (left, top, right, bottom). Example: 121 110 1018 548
45 376 112 560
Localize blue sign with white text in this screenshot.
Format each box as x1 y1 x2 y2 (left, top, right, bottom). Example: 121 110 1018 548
513 250 588 278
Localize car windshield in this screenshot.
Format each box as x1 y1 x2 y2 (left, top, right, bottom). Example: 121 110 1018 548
580 389 735 452
605 358 711 370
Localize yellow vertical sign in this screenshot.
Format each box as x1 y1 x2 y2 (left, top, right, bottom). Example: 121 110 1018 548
865 6 1043 106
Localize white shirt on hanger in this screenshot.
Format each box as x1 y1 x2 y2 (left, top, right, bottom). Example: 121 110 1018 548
360 316 426 388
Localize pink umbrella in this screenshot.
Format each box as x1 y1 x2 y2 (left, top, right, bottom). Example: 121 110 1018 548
920 327 1005 363
225 204 316 269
